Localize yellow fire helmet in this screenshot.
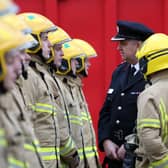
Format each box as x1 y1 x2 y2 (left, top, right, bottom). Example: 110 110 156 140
136 33 168 78
1 13 38 50
56 40 85 75
0 22 32 81
0 0 18 16
73 39 97 73
1 13 32 34
47 26 71 63
18 12 57 54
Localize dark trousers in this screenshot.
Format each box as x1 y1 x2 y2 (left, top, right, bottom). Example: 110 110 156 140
102 157 123 168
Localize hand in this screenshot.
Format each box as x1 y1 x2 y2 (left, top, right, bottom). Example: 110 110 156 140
117 144 126 160
69 152 80 168
103 139 120 160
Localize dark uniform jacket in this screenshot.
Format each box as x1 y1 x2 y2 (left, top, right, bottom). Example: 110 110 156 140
98 61 146 151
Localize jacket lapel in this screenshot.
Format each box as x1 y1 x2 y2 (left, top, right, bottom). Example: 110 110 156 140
118 64 130 90
123 71 144 91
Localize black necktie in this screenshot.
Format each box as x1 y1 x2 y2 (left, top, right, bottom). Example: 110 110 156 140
128 66 136 83
131 66 136 76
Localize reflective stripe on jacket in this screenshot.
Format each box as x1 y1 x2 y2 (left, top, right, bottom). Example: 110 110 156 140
136 70 168 168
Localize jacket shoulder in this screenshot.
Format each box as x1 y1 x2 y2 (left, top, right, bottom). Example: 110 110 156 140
117 61 129 70
112 61 129 75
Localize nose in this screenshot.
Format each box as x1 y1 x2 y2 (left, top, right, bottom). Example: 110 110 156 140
60 50 64 57
14 56 22 74
87 61 91 67
47 40 52 48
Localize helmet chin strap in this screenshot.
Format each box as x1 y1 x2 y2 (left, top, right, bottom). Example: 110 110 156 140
21 62 28 80
79 69 88 77
146 77 152 85
0 82 8 94
68 70 77 78
36 49 49 63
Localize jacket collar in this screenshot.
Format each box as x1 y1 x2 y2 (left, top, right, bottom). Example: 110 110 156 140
123 70 144 91
150 70 168 85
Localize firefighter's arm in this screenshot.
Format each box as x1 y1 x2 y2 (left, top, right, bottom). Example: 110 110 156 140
137 93 168 167
57 107 80 167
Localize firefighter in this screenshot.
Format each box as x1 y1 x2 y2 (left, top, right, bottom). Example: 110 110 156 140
18 12 79 168
0 21 34 168
136 33 168 168
3 14 47 167
72 39 101 168
55 39 101 167
48 27 82 168
0 22 21 168
55 40 87 167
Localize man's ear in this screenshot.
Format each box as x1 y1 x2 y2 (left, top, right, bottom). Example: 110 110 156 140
137 41 143 48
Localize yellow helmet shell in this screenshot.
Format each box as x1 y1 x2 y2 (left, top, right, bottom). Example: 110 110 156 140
0 22 30 81
72 39 97 73
73 39 97 58
47 26 71 63
18 12 57 53
56 40 85 75
0 52 6 82
48 26 71 46
1 14 32 34
1 14 38 50
136 33 168 77
63 40 85 59
0 0 18 16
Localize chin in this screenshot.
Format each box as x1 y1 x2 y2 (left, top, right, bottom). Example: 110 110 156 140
5 83 14 91
57 63 61 68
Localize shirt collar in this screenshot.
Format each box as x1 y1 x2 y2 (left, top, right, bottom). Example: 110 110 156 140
131 62 140 75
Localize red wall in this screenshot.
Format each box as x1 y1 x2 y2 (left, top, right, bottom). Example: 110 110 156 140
14 0 168 163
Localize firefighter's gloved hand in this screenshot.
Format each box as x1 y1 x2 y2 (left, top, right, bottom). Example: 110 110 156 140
122 142 138 168
122 147 136 168
69 151 80 168
122 134 138 168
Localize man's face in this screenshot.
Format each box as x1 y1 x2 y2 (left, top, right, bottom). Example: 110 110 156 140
84 57 91 76
53 43 64 68
40 32 52 60
20 49 31 71
117 40 141 64
3 50 22 90
70 58 78 75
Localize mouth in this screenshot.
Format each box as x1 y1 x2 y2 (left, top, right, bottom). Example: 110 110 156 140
13 73 18 81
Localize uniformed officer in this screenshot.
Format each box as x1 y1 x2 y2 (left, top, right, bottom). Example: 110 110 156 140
98 20 154 168
136 33 168 168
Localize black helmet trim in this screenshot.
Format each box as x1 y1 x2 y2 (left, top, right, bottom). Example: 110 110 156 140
54 38 72 46
139 48 168 74
43 26 57 34
146 48 168 60
139 57 148 74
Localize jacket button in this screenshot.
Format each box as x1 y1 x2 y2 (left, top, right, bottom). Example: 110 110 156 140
116 120 120 124
118 106 122 110
121 93 125 96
